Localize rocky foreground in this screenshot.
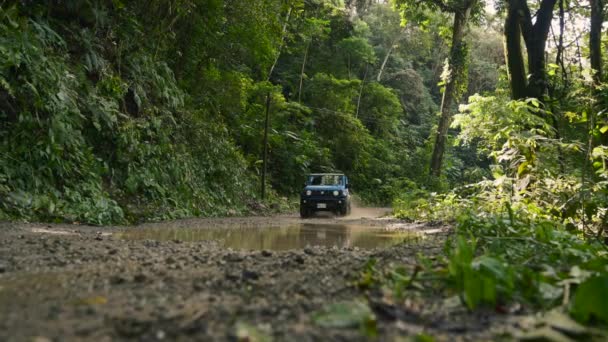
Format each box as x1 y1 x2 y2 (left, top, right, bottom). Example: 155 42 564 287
0 216 511 341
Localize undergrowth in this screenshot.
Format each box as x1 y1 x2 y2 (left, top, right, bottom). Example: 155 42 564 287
0 5 286 224
381 94 608 337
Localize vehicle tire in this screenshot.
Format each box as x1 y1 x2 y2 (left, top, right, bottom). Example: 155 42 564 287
300 206 310 218
339 205 348 217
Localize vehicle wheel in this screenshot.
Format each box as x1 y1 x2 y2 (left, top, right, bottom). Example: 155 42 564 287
300 206 310 218
339 205 348 217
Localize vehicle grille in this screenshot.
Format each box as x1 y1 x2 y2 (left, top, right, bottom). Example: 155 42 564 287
312 190 336 197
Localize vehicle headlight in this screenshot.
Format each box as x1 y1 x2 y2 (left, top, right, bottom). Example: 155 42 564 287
306 190 312 196
333 190 339 196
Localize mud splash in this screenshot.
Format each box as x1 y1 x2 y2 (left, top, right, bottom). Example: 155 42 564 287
118 223 420 251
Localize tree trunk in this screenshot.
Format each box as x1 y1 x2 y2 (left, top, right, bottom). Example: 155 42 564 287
504 0 527 100
520 0 556 98
377 29 403 82
267 6 292 81
356 64 369 118
590 0 603 83
556 0 567 83
429 7 471 178
504 0 557 99
298 40 311 103
376 44 393 82
526 37 547 99
590 0 606 146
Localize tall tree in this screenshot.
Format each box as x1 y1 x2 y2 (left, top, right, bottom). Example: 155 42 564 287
396 0 480 177
590 0 603 84
590 0 606 146
504 0 557 99
429 2 476 178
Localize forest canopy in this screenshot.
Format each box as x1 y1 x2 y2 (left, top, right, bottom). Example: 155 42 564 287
0 0 606 237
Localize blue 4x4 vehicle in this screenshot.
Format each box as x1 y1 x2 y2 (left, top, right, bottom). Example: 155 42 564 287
300 173 351 218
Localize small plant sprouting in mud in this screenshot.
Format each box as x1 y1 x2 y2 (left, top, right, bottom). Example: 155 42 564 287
234 322 272 342
312 300 378 338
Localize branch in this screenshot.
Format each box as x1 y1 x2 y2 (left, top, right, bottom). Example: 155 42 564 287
426 0 457 13
534 0 558 42
515 0 534 43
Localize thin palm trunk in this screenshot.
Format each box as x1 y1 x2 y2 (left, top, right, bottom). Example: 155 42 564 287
356 64 369 118
267 6 293 81
298 40 311 103
377 31 402 82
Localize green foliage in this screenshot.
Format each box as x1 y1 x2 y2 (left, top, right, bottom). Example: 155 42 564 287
0 9 123 224
313 300 377 337
0 0 510 222
377 208 608 328
445 212 608 312
336 36 377 74
0 3 266 224
570 275 608 325
388 79 608 330
357 82 402 137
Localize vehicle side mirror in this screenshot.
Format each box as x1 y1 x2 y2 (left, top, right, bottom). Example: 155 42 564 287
345 183 349 188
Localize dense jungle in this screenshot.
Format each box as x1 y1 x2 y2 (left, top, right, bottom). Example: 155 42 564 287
1 0 608 340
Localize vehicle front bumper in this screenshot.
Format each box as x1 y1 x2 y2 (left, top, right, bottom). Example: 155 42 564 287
300 196 348 211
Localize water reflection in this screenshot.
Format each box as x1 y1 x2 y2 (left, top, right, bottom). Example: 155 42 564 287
118 224 419 251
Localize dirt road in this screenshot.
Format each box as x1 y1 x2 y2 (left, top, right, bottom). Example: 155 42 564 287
0 212 503 341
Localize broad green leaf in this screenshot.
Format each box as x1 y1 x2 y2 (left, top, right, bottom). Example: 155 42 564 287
234 322 271 342
463 268 482 309
313 300 375 329
570 275 608 324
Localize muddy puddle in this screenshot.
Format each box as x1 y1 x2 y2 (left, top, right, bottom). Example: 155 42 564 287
118 223 420 251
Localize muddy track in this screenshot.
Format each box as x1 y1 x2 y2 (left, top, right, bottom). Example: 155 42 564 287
0 213 509 341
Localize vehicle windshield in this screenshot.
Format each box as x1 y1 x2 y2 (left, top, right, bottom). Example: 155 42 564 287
307 174 343 186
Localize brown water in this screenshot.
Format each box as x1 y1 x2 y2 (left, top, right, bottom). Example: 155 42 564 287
118 223 420 251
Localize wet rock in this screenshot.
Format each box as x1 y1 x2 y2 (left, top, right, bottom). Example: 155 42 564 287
303 247 315 255
0 263 6 273
242 269 260 281
225 271 240 281
261 250 273 257
294 255 305 264
444 323 468 333
110 275 128 284
143 240 160 247
192 281 205 291
110 315 153 338
133 273 148 283
224 253 244 262
32 336 52 342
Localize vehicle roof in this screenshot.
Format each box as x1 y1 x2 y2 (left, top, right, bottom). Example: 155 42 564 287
308 173 345 176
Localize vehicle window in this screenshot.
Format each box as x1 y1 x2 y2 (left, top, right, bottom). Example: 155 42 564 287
308 175 342 185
